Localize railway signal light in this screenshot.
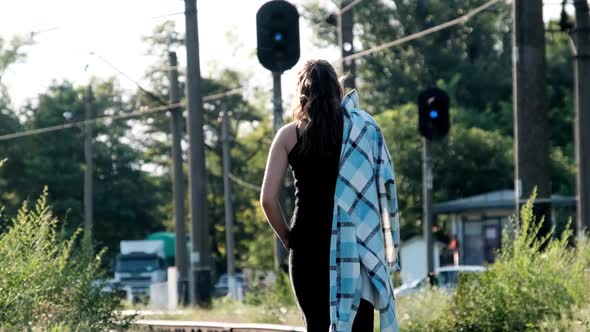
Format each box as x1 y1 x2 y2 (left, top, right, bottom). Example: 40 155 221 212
418 88 450 140
256 0 300 72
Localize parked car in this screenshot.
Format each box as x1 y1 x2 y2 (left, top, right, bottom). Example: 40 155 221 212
394 265 485 298
213 272 245 297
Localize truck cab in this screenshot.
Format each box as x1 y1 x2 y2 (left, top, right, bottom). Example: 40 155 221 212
113 240 167 303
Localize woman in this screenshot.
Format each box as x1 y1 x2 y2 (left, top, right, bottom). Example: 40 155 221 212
260 60 400 332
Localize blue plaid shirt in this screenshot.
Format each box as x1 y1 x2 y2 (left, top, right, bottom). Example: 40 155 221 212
329 90 400 332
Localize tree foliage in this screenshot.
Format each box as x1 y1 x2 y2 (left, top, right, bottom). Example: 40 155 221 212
305 1 577 237
0 1 579 280
0 79 165 261
375 104 513 238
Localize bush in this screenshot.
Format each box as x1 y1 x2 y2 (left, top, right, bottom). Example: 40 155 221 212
243 270 298 323
396 288 452 332
539 304 590 331
0 188 134 331
418 191 590 331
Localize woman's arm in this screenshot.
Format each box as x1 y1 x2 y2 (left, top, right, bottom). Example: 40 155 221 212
260 126 291 250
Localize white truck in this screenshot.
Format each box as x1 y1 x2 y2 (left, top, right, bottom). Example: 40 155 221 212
113 240 167 303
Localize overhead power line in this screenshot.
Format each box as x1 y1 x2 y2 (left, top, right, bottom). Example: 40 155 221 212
151 11 185 20
339 0 363 15
0 85 244 142
303 0 362 30
342 0 503 62
203 87 243 102
92 53 243 105
0 103 182 142
30 26 60 37
228 173 261 191
92 52 169 106
543 0 573 5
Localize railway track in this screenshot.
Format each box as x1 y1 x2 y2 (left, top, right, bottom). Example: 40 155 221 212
134 320 306 332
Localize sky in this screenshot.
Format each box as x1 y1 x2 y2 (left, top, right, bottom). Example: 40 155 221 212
1 0 337 111
0 0 566 111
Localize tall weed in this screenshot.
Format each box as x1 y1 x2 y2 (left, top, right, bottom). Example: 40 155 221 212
419 190 590 331
452 193 590 331
0 188 133 330
396 288 452 332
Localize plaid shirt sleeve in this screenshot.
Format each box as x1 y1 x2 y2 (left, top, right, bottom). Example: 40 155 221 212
374 126 401 273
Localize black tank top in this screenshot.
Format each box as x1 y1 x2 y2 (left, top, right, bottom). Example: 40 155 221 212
287 123 342 250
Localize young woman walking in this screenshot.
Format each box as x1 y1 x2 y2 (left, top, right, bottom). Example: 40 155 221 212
260 60 400 332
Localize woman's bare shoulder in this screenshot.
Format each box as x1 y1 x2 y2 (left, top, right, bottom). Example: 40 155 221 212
276 121 304 152
276 122 297 140
279 121 298 132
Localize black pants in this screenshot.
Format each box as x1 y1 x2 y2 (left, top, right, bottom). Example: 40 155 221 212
289 248 375 331
352 299 375 332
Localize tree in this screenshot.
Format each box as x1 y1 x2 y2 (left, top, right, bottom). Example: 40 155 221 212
375 104 513 239
137 21 269 274
0 35 33 111
545 27 575 196
0 35 33 210
304 0 513 113
0 79 166 260
305 2 578 237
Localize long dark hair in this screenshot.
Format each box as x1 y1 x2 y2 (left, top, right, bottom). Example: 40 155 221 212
291 60 344 157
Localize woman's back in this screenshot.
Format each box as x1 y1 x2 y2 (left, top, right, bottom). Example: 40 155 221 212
287 122 342 249
287 121 352 330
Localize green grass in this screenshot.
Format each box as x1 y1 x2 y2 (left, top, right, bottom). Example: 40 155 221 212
146 297 304 325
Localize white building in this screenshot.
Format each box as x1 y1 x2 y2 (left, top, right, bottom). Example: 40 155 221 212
399 236 446 285
397 190 575 286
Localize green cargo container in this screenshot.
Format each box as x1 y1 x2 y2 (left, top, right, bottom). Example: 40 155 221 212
147 232 175 267
146 232 191 267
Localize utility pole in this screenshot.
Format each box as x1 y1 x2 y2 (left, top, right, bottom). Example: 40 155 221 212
512 0 551 231
184 0 211 306
422 138 434 274
256 0 299 273
168 51 189 305
416 0 433 274
220 109 236 299
572 0 590 238
338 0 356 89
272 72 283 137
272 71 287 272
417 87 449 273
84 85 94 238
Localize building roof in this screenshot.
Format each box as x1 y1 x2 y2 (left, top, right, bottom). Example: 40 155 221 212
433 190 575 214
